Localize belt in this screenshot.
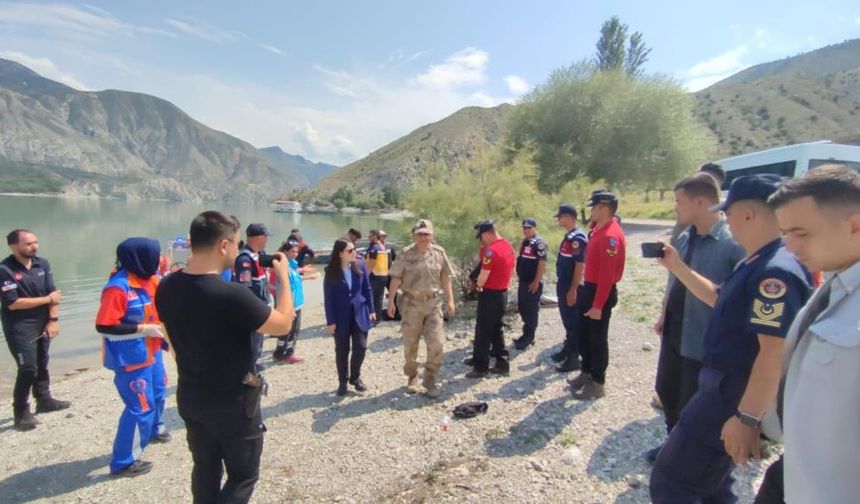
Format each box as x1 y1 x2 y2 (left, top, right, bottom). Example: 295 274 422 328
480 288 508 294
403 291 439 301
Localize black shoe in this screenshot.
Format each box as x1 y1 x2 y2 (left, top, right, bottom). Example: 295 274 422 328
13 406 39 431
349 377 368 392
645 445 662 464
550 351 567 363
556 358 581 373
152 430 172 443
112 459 153 478
465 369 489 379
513 337 534 350
35 397 71 414
462 356 475 366
490 358 510 375
336 383 348 396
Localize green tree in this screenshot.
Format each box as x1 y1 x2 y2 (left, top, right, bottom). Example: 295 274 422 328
381 184 402 208
595 16 651 78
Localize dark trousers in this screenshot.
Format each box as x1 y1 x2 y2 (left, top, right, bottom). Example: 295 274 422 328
275 309 302 357
3 322 52 409
655 312 702 432
754 456 785 504
579 283 617 384
556 282 583 359
370 274 388 321
473 289 508 372
178 386 265 504
334 321 367 384
517 282 542 344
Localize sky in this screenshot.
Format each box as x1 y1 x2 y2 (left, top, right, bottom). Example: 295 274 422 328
0 1 858 166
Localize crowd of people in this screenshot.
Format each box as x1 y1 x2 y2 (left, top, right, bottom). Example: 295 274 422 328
1 163 858 503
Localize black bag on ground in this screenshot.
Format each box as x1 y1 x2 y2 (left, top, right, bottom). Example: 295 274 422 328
453 401 488 419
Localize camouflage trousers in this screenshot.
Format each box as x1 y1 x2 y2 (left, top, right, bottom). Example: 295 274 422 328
400 294 445 385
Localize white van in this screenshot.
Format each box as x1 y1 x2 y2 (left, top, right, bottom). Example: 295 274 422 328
717 141 860 189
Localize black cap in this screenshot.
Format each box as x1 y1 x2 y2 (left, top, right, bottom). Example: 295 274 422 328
246 223 271 237
474 220 495 238
710 174 782 212
554 204 577 218
587 190 618 207
522 218 537 228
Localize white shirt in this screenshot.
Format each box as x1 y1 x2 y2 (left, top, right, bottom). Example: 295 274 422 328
783 260 860 503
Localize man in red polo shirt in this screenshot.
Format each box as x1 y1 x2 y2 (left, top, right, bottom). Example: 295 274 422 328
466 220 515 378
569 190 626 399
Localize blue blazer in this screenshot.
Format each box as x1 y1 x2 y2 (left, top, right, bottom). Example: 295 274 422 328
323 263 375 335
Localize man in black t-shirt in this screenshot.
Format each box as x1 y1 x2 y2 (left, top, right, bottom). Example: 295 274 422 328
157 211 294 504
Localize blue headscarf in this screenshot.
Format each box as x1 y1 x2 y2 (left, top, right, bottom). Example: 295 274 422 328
116 237 161 279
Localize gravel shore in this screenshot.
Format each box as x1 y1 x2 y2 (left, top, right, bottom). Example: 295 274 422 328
0 225 775 503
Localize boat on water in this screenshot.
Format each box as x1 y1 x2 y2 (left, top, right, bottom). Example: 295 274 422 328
273 200 302 213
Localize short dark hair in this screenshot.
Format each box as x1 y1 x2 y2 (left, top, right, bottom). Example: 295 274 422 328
699 163 725 185
189 211 240 251
6 229 29 246
768 165 860 212
347 228 362 240
674 172 720 203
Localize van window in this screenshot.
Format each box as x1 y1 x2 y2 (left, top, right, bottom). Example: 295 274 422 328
722 160 797 189
809 159 860 172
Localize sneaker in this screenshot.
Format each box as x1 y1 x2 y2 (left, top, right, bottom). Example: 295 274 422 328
13 406 39 431
406 376 422 394
112 459 153 478
645 445 662 464
349 377 368 392
336 383 348 396
550 350 567 363
573 381 605 400
152 430 172 444
35 397 70 414
465 369 489 379
568 373 592 392
555 358 581 373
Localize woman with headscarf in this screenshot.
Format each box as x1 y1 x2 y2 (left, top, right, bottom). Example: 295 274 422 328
95 237 170 477
323 238 375 396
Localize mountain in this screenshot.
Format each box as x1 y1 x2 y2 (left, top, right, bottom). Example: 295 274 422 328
259 146 338 187
315 103 513 193
694 39 860 156
0 58 317 201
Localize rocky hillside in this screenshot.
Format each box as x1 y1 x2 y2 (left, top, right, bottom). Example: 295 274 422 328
259 146 338 187
694 39 860 156
0 58 318 201
316 104 513 193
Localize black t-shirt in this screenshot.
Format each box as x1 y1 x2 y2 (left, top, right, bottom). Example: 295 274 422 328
156 271 271 397
0 255 56 332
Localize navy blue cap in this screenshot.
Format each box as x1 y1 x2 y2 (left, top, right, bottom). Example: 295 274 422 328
710 174 783 212
474 220 495 238
554 205 577 218
587 190 617 207
246 223 271 237
522 218 537 228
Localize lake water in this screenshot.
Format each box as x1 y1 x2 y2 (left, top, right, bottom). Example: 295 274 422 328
0 195 399 388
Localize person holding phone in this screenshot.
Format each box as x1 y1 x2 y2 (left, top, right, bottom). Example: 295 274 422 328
233 223 272 374
323 239 375 396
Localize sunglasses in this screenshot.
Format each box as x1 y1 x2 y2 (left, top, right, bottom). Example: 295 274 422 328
346 248 356 254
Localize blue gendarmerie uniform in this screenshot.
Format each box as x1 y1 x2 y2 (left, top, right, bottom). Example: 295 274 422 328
651 238 812 503
556 228 588 359
515 235 548 345
233 246 270 373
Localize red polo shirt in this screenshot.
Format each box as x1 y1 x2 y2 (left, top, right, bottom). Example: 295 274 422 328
584 218 626 310
481 237 515 290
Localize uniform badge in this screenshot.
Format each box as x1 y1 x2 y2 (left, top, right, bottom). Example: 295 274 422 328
485 249 494 257
482 257 492 265
607 248 617 256
537 242 546 251
241 261 251 268
128 290 140 300
524 247 532 254
571 241 580 249
608 237 617 247
239 270 252 282
14 273 23 281
759 278 787 299
1 280 16 292
750 299 785 328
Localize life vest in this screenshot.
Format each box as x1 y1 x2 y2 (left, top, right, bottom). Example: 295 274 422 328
101 270 162 372
367 243 390 277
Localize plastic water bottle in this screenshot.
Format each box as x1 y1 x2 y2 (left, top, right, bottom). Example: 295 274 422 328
441 416 450 431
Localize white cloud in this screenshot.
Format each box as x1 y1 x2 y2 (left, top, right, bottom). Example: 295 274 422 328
0 2 173 38
413 47 488 89
684 45 749 91
504 75 531 95
261 44 283 55
165 18 238 43
0 50 89 90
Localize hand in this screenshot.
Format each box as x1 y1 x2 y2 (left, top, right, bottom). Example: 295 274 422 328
566 288 577 307
654 315 665 335
45 321 59 339
386 301 396 319
48 290 62 305
326 324 336 334
585 307 602 320
657 242 681 272
528 280 540 294
141 324 165 338
370 313 377 322
467 279 477 292
447 300 456 317
720 416 761 465
271 252 289 278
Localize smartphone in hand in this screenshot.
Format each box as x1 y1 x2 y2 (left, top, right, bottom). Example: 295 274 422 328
640 242 665 258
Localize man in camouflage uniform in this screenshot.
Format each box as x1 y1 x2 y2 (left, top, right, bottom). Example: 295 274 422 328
387 219 456 398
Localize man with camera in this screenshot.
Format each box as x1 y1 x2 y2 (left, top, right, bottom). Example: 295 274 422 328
234 223 273 373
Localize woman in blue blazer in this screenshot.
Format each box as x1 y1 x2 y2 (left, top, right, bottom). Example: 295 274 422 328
324 239 375 396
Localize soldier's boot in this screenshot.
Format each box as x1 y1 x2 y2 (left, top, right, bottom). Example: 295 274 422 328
423 374 440 398
573 381 605 400
406 375 422 394
13 404 39 431
568 372 592 392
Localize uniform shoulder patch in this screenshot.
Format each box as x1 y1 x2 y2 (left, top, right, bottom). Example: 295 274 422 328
571 241 580 249
759 278 787 299
750 299 785 328
537 242 547 250
608 237 617 248
484 249 494 257
1 280 17 292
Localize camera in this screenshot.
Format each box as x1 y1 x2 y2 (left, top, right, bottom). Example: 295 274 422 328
640 242 665 258
258 254 275 268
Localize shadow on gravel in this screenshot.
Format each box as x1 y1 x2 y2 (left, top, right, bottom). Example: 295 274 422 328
484 394 592 457
586 416 663 483
0 454 111 504
368 335 402 353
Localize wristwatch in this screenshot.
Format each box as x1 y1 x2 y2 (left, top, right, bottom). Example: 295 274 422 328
48 317 59 322
735 410 761 429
